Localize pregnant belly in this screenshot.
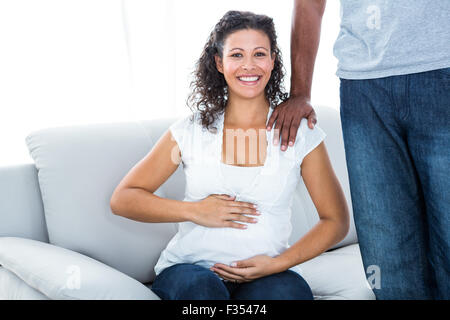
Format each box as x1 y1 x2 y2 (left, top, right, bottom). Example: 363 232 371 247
175 217 279 266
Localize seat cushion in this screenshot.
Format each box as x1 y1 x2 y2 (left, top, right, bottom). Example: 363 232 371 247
299 243 375 299
0 237 159 299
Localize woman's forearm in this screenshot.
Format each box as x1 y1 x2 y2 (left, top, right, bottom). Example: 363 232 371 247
110 187 195 223
273 217 348 273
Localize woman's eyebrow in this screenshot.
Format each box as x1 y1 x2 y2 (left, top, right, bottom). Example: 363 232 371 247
229 47 269 51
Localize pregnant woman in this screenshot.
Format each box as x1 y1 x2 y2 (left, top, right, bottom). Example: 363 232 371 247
110 10 349 300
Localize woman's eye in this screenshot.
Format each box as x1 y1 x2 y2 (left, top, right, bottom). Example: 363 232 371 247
230 52 265 57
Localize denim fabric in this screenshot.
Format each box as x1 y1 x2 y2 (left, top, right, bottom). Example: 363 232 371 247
150 263 314 300
340 67 450 299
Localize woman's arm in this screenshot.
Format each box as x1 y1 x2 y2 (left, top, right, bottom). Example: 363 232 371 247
272 141 350 272
110 130 259 227
110 130 195 223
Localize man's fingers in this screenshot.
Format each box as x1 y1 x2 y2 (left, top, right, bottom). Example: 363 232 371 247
273 113 285 145
307 111 317 129
288 120 301 147
266 107 279 131
280 115 294 151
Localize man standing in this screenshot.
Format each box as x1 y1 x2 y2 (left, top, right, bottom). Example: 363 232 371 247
267 0 450 299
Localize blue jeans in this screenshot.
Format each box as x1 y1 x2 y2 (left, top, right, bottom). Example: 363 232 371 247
340 67 450 299
150 263 314 300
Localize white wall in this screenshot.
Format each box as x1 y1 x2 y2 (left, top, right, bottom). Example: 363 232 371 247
0 0 340 167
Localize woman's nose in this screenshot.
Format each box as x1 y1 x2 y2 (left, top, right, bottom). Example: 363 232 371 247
241 58 256 71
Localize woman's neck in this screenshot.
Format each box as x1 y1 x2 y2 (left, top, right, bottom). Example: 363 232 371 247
224 94 270 128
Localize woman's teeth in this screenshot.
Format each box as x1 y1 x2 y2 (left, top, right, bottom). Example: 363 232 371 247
238 76 260 82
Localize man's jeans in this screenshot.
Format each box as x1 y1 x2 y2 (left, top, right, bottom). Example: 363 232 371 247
151 263 314 300
340 67 450 299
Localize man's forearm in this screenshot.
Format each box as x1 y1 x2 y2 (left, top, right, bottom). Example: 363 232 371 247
290 0 326 98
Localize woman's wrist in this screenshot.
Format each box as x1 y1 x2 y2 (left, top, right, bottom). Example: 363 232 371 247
272 253 297 274
182 201 197 223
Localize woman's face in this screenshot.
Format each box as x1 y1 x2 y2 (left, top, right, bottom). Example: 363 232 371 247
215 28 275 101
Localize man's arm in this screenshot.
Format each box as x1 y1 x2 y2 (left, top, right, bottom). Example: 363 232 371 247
267 0 326 151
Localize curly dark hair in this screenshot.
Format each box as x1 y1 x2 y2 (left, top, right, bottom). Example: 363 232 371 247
186 10 289 133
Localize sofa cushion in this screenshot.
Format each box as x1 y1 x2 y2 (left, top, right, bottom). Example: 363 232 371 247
0 266 49 300
25 118 180 283
0 237 159 299
299 243 375 299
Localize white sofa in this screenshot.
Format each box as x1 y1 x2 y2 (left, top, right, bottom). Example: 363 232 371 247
0 106 375 300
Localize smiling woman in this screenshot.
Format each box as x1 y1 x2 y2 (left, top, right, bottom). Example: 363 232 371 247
187 10 288 132
215 29 275 103
110 9 349 301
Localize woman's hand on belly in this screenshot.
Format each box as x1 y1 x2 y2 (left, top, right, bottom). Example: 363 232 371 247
189 194 260 229
210 254 280 283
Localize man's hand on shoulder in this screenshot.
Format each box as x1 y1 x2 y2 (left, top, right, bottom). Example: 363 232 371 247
266 96 317 151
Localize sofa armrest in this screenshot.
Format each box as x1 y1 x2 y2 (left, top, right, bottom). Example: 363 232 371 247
0 237 159 300
0 163 48 242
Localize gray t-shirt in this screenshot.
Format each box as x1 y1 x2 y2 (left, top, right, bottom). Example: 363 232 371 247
333 0 450 79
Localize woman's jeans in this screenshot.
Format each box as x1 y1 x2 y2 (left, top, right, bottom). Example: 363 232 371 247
151 263 314 300
340 67 450 299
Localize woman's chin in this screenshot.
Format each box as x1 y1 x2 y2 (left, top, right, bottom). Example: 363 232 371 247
230 88 266 101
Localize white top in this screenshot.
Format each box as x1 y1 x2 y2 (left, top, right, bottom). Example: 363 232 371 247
154 107 326 277
219 162 262 196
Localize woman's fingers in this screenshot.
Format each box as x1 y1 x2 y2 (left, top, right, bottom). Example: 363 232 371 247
225 221 248 229
225 213 258 224
227 202 259 215
227 200 256 208
209 194 260 229
232 207 260 216
222 200 260 229
210 267 249 283
212 194 236 201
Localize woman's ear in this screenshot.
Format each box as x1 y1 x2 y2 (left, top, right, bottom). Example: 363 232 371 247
214 54 224 74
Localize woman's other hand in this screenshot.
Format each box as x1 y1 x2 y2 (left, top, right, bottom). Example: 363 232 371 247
189 194 260 229
210 255 280 283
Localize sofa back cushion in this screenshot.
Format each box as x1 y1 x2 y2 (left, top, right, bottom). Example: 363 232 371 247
25 106 357 284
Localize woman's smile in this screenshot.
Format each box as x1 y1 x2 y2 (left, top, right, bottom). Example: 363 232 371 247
237 75 262 86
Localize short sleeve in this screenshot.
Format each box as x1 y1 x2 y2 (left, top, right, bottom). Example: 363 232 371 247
168 112 195 157
295 118 327 166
